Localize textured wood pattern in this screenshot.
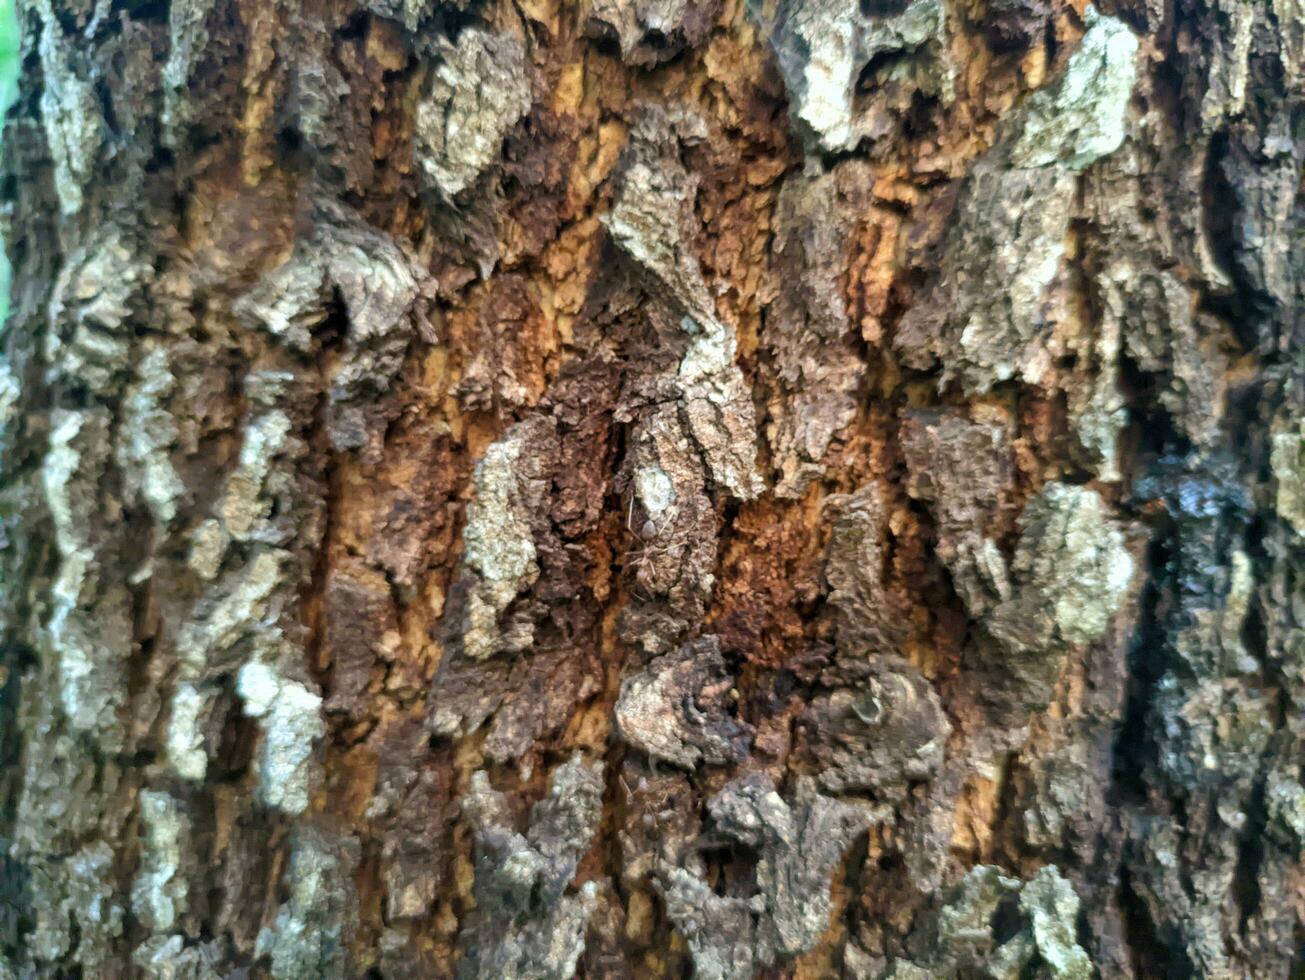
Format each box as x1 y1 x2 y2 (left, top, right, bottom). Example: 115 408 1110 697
0 0 1302 975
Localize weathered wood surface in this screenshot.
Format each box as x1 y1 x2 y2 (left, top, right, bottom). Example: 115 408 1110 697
0 0 1302 975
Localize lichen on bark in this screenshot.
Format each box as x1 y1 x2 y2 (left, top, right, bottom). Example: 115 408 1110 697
2 0 1304 973
656 774 873 979
458 756 604 979
753 0 952 157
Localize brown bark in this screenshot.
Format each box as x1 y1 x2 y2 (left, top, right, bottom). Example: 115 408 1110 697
0 0 1302 976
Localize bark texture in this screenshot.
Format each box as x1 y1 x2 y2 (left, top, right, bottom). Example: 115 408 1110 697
0 0 1302 976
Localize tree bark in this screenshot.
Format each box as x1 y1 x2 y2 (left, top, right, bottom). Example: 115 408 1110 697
0 0 1302 975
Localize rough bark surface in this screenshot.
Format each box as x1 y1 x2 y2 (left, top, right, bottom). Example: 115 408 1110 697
0 0 1302 976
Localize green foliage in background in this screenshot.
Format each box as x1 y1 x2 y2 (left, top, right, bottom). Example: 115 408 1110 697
0 0 15 111
0 0 18 327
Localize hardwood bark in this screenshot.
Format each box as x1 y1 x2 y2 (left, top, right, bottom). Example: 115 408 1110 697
0 0 1301 976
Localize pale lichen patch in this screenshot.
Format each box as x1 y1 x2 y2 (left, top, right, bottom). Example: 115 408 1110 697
160 0 218 144
634 463 676 517
1011 8 1139 170
118 345 185 525
169 547 308 789
0 359 20 431
237 662 325 816
459 417 552 660
234 205 423 452
256 830 360 978
33 0 104 214
413 26 532 199
175 549 290 675
585 0 721 66
881 864 1091 977
657 775 876 979
164 682 210 782
46 224 147 395
458 756 605 979
755 0 952 156
987 482 1133 652
27 843 124 966
895 9 1140 401
1271 421 1305 533
604 107 762 520
41 409 132 749
977 481 1132 715
218 409 293 541
131 791 192 934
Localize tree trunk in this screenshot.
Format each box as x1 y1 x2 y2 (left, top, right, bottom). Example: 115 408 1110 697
0 0 1302 975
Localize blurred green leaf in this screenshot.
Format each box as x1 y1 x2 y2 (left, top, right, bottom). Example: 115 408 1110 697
0 0 15 117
